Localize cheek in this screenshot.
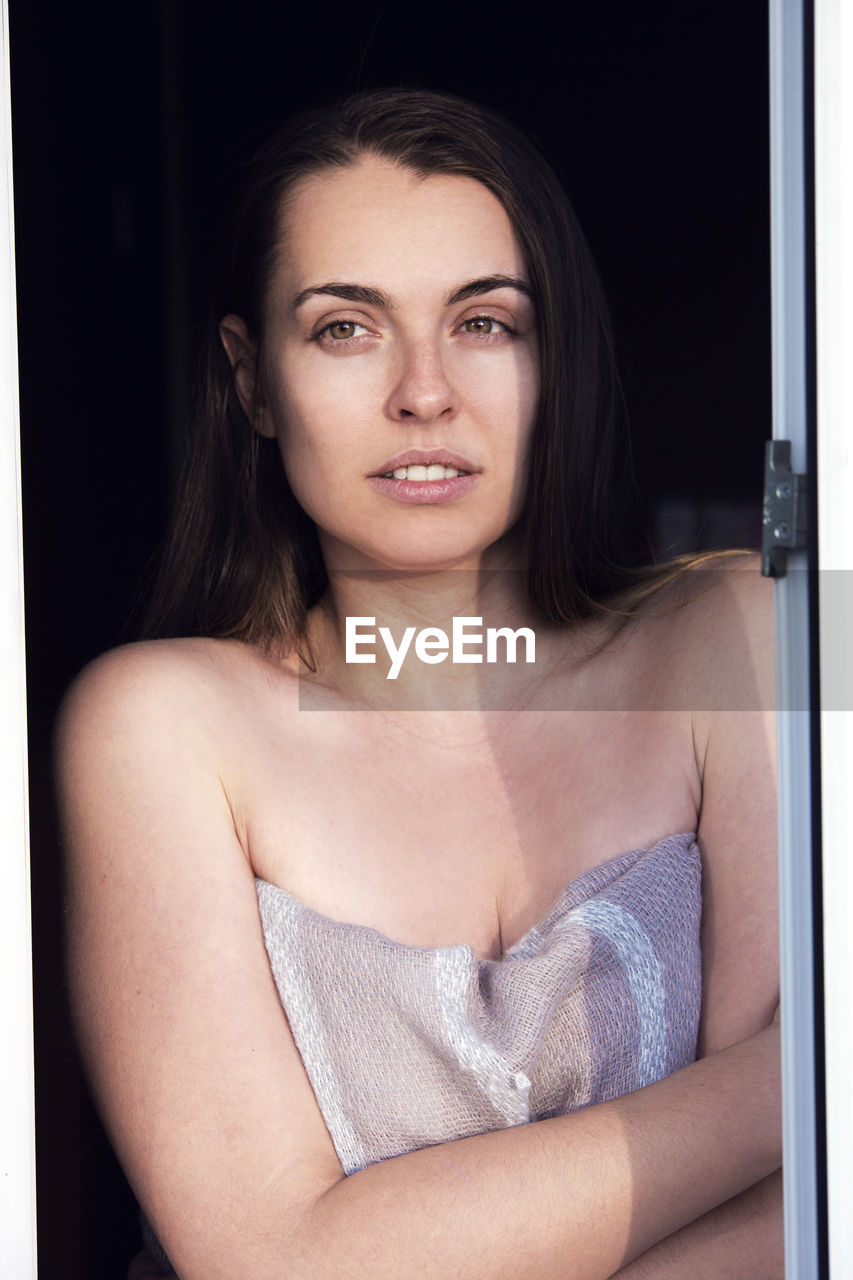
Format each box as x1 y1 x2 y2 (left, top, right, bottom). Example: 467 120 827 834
274 427 342 522
264 365 343 474
264 374 374 539
268 351 382 445
514 352 541 463
492 357 539 508
466 349 539 456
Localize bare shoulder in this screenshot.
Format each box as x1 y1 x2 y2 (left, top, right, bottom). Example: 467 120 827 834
650 556 779 1050
58 634 265 722
56 635 295 763
632 552 775 713
54 636 305 887
677 550 774 652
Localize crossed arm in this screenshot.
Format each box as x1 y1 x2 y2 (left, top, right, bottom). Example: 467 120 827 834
58 607 781 1280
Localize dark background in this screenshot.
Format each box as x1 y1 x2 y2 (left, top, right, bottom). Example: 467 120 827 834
11 2 771 1275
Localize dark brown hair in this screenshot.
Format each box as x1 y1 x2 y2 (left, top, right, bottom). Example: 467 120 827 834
141 87 652 652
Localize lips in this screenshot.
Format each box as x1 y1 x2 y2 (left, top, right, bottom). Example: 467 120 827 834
366 448 481 505
369 448 480 480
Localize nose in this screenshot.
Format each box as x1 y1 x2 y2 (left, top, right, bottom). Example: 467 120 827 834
386 338 461 423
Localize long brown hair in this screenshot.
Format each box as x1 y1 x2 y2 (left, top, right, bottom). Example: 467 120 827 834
141 88 654 652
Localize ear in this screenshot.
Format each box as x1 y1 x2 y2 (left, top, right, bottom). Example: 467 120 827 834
218 315 276 439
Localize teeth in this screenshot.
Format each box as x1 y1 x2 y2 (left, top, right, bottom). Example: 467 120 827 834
387 464 465 481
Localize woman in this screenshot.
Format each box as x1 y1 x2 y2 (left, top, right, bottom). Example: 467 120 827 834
57 90 782 1278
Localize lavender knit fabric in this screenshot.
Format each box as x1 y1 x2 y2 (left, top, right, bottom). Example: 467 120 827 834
255 831 702 1175
142 832 700 1269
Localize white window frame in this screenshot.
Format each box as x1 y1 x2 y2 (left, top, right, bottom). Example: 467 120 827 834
769 0 821 1272
0 0 37 1273
814 0 853 1272
772 0 853 1272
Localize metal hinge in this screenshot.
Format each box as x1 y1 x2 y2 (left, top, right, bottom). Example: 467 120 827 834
761 440 807 578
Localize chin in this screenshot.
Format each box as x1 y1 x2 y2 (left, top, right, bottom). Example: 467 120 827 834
319 514 517 575
366 549 486 575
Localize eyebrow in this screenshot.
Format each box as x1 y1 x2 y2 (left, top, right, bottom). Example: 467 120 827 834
446 275 531 305
291 275 532 311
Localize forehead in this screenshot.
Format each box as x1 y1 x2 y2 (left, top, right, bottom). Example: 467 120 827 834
274 155 525 291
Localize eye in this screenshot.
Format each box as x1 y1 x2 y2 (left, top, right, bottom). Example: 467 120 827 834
460 315 512 337
316 319 369 341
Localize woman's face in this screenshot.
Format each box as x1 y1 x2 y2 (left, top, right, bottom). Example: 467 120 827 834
223 154 540 573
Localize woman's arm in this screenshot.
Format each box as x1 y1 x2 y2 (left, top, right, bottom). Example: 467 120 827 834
126 1176 784 1280
291 1032 779 1280
610 1171 783 1280
686 559 779 1057
127 1175 784 1280
604 559 783 1279
58 638 780 1280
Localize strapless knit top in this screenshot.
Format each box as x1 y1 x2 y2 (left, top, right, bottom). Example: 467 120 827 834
255 832 702 1175
142 833 701 1271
